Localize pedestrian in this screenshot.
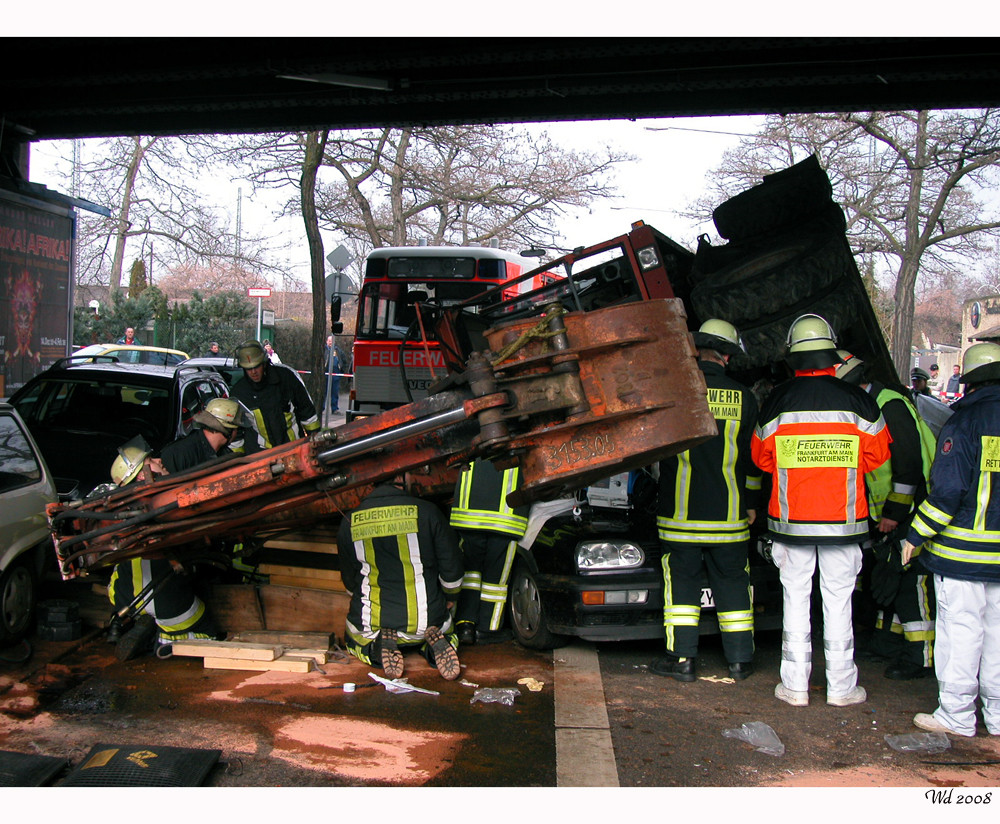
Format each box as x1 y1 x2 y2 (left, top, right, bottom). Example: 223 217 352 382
117 326 137 345
650 319 761 682
229 340 319 454
927 363 943 395
752 314 891 707
911 367 931 398
449 458 529 646
835 351 937 681
324 334 342 414
263 340 282 364
207 341 221 357
905 342 1000 738
337 476 465 680
946 364 962 396
100 440 224 661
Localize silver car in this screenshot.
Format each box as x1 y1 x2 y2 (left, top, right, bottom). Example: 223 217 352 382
0 402 59 645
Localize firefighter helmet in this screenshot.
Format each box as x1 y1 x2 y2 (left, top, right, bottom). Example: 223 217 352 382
692 319 745 356
205 398 241 430
785 314 841 369
960 342 1000 385
835 350 864 385
236 340 267 369
110 445 152 486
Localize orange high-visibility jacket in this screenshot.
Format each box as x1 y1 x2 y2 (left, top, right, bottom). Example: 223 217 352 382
752 374 891 545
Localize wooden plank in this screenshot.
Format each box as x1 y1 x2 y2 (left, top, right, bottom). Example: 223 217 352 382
230 630 335 648
207 584 266 633
172 640 283 661
202 655 314 673
287 648 329 664
258 564 342 582
258 586 350 632
266 574 346 592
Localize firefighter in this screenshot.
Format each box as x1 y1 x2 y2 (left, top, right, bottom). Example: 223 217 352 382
229 339 320 454
650 319 761 682
104 444 223 661
337 477 465 680
158 398 248 473
449 458 529 646
836 351 936 681
752 314 891 707
904 342 1000 737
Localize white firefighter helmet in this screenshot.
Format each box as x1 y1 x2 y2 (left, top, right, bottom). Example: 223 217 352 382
834 349 864 384
961 342 1000 385
110 444 152 486
785 313 841 369
205 398 241 430
236 340 267 369
692 319 745 356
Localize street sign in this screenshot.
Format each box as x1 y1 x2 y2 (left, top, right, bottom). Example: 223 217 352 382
248 287 272 297
326 244 353 271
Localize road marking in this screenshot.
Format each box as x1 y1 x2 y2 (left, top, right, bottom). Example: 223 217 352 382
553 641 619 787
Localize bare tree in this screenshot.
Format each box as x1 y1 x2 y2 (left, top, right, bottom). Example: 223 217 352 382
42 136 276 295
684 111 1000 377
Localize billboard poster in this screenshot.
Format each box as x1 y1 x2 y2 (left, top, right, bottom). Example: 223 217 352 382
0 191 74 397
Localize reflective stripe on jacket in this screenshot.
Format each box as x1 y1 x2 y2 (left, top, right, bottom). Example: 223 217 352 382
752 373 891 545
450 459 529 538
230 362 319 452
657 360 761 544
906 384 1000 582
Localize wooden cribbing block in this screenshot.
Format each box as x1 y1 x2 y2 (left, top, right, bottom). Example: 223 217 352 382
266 574 345 592
258 564 343 583
172 640 283 661
202 655 314 673
230 630 335 648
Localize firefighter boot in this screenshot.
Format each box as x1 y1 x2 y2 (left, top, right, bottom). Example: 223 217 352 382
649 656 696 682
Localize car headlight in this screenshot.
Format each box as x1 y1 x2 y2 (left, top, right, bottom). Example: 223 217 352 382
636 245 660 271
576 540 645 571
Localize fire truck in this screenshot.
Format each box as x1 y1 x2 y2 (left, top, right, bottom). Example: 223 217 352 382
347 244 559 421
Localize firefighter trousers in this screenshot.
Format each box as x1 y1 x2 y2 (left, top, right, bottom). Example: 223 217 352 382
660 539 754 663
772 541 861 699
108 557 219 642
930 575 1000 736
872 562 936 668
456 531 517 632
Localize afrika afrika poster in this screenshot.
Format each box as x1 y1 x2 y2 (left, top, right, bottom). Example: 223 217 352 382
0 191 74 397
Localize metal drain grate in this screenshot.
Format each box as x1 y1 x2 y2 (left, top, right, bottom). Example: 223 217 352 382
59 743 221 787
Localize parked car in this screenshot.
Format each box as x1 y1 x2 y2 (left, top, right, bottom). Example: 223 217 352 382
177 356 242 387
507 469 783 649
7 359 230 495
0 403 77 645
72 344 190 366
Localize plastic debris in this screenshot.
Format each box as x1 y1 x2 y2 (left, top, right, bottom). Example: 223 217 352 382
517 677 545 692
722 721 785 756
368 672 440 696
459 679 480 688
470 687 522 706
699 675 735 684
884 732 951 753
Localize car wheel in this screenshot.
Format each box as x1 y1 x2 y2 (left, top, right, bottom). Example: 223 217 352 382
0 555 38 646
508 563 567 650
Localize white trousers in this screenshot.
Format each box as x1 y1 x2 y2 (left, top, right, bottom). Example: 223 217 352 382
772 541 861 698
931 575 1000 736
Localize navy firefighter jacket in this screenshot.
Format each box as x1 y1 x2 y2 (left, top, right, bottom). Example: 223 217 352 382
906 383 1000 583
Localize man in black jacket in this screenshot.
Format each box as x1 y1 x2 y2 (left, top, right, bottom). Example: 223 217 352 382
651 319 761 683
157 398 245 473
338 478 465 680
230 340 320 454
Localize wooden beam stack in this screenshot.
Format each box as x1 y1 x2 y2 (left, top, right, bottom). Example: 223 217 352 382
171 631 337 673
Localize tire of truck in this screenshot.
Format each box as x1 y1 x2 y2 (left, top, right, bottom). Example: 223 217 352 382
0 554 38 647
690 231 853 328
711 155 835 241
508 562 569 651
730 288 862 371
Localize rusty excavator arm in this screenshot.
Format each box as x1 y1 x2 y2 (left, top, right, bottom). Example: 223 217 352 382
47 299 715 579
